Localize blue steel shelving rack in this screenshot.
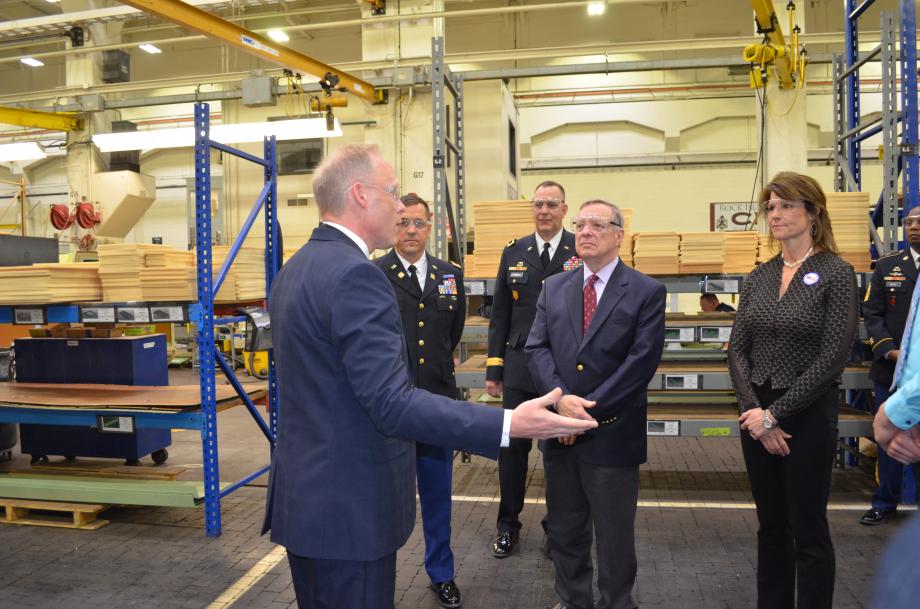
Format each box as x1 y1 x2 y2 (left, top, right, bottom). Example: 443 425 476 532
193 101 280 536
0 101 280 537
835 0 919 254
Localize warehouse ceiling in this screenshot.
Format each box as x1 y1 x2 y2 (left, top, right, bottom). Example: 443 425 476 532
0 0 903 106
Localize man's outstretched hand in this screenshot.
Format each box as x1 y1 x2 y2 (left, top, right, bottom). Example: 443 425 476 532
509 388 598 440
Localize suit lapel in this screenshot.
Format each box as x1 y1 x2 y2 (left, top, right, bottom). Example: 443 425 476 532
421 255 440 300
581 262 629 350
382 250 420 297
566 267 585 344
519 235 543 273
902 250 919 284
547 230 577 275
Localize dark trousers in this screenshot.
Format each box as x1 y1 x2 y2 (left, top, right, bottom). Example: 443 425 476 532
544 448 639 609
741 382 838 609
287 551 396 609
416 440 455 583
497 385 540 534
872 382 918 510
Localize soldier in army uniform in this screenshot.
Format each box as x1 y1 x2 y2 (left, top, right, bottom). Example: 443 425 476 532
486 180 579 558
374 194 466 608
860 205 920 525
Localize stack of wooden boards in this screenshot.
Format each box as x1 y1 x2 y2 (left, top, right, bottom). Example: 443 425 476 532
722 231 760 274
678 232 725 274
756 234 779 263
212 246 266 302
0 264 101 304
98 244 195 302
826 191 871 272
620 208 634 267
97 244 266 302
0 242 268 304
466 200 533 278
633 232 680 275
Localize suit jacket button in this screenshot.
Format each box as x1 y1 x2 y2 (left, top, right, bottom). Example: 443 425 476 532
418 321 425 328
419 358 425 365
418 339 425 347
418 303 425 310
577 364 584 371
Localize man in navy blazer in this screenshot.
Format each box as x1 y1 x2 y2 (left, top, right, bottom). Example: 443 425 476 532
262 144 596 609
526 199 666 609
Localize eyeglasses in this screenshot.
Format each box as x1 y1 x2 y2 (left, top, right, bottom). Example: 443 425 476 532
763 198 806 214
572 216 622 232
352 182 401 200
397 218 431 229
532 198 564 210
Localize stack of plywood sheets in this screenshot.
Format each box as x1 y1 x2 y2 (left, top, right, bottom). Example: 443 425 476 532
826 191 871 271
212 246 265 303
467 200 534 278
679 232 725 274
757 234 780 263
619 208 634 267
0 263 102 304
633 232 680 275
723 231 760 274
99 244 195 302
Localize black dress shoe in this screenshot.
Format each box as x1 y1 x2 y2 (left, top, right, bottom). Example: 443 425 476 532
490 531 517 558
430 580 462 609
860 508 896 525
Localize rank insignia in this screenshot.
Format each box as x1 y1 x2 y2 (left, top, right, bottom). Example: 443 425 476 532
397 272 406 279
563 256 584 271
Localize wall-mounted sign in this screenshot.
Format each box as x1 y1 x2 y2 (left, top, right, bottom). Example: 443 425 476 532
710 202 757 232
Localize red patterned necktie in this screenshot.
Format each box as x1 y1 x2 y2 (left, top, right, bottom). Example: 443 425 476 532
583 274 599 335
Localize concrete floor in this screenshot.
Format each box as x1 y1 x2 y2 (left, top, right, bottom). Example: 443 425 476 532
0 370 911 609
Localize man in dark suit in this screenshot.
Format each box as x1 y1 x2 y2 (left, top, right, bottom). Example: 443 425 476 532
526 199 666 609
262 144 596 609
374 193 466 608
860 205 920 525
486 180 578 557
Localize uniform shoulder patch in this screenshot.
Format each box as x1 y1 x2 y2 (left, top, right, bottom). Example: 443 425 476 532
506 238 517 248
450 260 463 269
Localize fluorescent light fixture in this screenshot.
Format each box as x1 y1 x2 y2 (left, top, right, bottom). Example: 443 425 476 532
266 30 289 43
139 44 162 54
0 142 47 163
45 0 59 3
92 117 343 153
587 2 606 16
21 57 44 67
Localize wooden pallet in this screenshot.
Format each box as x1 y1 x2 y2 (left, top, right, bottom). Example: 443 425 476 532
24 463 186 481
1 498 110 530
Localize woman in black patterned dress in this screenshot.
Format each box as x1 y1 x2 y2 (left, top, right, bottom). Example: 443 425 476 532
728 172 858 609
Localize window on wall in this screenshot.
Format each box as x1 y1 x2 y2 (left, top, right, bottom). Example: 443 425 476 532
508 120 517 176
278 139 323 176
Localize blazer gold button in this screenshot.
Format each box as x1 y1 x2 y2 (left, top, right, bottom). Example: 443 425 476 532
418 321 425 328
418 303 425 310
577 364 584 371
419 357 425 365
418 339 425 346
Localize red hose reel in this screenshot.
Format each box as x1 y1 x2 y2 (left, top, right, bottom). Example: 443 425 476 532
49 202 100 231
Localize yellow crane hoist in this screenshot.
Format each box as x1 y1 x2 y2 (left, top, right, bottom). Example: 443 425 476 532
744 0 807 90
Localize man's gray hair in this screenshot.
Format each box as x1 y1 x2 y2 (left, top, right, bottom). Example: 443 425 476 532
312 144 380 215
579 199 625 228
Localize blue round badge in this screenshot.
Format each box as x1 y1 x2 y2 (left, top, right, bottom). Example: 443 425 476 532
803 272 820 286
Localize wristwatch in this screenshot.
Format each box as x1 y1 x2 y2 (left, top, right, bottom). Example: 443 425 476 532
762 410 775 430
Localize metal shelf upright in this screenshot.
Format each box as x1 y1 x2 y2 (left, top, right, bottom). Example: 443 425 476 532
193 101 280 536
834 0 919 254
431 36 466 264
